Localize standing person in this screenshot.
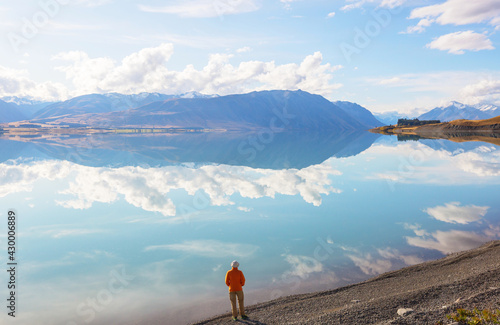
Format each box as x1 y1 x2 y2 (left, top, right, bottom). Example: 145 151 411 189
225 260 248 321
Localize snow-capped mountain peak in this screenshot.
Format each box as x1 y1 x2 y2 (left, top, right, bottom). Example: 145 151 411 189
419 100 499 122
442 101 468 110
474 103 499 112
0 96 51 106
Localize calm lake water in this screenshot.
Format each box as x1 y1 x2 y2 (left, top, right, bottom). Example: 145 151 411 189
1 131 499 324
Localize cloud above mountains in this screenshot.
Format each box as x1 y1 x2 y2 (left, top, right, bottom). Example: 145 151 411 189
53 44 342 98
460 79 500 105
0 44 341 101
0 65 69 101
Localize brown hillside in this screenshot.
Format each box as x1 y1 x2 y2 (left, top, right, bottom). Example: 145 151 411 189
447 115 500 127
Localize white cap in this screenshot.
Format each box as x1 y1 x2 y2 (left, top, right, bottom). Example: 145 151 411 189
231 260 239 268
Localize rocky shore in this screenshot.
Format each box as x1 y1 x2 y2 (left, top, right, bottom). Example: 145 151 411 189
192 241 500 325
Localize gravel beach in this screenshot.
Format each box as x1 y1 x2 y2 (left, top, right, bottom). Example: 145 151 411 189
192 241 500 325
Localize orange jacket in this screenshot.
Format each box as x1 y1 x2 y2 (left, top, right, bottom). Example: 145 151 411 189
225 267 245 292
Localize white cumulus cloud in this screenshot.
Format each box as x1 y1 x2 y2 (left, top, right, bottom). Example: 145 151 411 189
0 65 69 101
380 0 406 8
236 46 251 53
50 44 342 99
426 31 494 54
461 79 500 97
0 44 342 101
409 0 500 30
460 79 500 105
403 18 433 34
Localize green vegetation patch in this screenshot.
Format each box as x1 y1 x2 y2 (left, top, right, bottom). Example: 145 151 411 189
445 308 500 325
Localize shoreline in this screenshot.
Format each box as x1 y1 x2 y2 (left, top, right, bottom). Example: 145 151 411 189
369 115 500 146
191 241 500 325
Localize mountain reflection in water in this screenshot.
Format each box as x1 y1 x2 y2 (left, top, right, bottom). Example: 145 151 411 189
0 130 381 169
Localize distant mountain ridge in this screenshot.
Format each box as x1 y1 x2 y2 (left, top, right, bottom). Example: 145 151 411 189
0 99 26 123
0 97 53 119
333 101 384 128
32 92 218 119
374 111 417 125
2 91 382 130
4 93 499 128
45 90 380 131
418 101 499 122
372 102 500 126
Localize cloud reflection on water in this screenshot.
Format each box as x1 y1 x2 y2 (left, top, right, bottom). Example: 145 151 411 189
424 202 489 224
366 142 500 186
345 247 424 276
404 196 499 254
144 240 259 258
0 159 343 216
406 228 494 254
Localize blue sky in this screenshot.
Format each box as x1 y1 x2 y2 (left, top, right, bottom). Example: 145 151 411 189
0 0 499 113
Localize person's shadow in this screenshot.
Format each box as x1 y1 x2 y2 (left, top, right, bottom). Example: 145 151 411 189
192 315 268 324
236 319 267 325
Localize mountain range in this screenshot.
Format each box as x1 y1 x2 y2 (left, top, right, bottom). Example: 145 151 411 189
374 111 414 125
80 90 381 130
417 101 499 122
0 99 27 123
2 90 383 130
333 101 384 128
373 102 500 125
4 91 498 128
1 96 55 118
32 92 217 119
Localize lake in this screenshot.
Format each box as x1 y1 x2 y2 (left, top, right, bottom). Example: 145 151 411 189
1 130 499 325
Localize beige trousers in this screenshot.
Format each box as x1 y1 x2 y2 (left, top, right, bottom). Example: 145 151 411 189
229 291 245 318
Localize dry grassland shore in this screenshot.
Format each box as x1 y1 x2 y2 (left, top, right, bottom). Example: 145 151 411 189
192 241 500 325
370 116 500 146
